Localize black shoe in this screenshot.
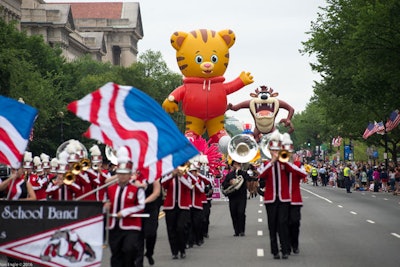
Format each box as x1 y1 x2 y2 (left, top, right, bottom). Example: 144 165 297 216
239 232 245 236
196 241 202 246
233 233 239 236
204 233 209 238
347 191 352 193
282 253 289 259
273 254 280 259
146 255 155 265
172 254 178 260
293 248 300 254
180 252 186 259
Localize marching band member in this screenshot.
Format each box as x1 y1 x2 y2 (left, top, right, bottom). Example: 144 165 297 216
258 130 306 260
161 165 193 260
86 144 111 202
221 159 250 237
41 153 51 176
29 156 49 200
46 150 81 200
201 173 214 239
134 172 162 266
46 158 64 200
281 133 308 255
67 141 97 201
187 164 205 247
104 146 145 267
0 165 36 200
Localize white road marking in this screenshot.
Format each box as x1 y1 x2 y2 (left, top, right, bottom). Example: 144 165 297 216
301 187 333 203
372 195 376 198
366 220 375 224
258 218 263 223
391 233 400 239
257 230 263 236
338 205 343 208
257 248 264 257
259 204 263 207
383 198 388 201
350 211 357 215
258 210 262 214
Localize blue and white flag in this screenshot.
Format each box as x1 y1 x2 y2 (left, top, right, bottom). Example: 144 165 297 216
0 96 38 168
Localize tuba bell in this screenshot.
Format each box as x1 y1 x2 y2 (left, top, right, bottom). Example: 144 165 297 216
259 133 272 160
227 134 259 163
105 145 118 166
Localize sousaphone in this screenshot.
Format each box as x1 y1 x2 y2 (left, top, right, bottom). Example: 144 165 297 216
227 134 259 163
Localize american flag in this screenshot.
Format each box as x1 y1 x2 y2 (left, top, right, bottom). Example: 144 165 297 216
331 136 342 147
0 96 38 168
363 121 385 139
67 82 199 182
375 121 385 135
385 110 400 132
362 122 375 139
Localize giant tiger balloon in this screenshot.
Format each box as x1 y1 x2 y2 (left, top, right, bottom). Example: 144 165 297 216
162 29 254 151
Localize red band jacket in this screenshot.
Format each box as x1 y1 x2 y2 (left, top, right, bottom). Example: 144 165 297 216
161 173 193 210
258 161 291 204
107 183 145 231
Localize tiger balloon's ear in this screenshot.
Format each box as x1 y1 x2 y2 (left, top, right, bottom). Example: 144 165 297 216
170 31 188 51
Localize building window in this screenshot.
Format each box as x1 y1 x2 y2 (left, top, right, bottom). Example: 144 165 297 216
112 46 121 66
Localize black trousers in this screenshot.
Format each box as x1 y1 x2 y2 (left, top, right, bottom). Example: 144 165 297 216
135 205 160 267
165 207 190 255
189 207 204 245
288 205 302 251
202 200 211 237
228 196 247 235
109 228 141 267
265 201 290 255
344 177 352 192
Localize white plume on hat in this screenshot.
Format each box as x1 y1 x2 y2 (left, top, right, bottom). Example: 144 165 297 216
58 150 69 165
116 147 130 164
66 141 77 154
89 144 101 156
40 153 50 163
33 156 41 166
281 133 294 152
269 129 282 150
50 158 58 168
24 151 33 162
281 133 292 145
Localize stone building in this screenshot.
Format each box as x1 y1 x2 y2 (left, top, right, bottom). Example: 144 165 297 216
0 0 143 67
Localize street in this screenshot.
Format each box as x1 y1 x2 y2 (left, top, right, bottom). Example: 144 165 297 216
101 184 400 267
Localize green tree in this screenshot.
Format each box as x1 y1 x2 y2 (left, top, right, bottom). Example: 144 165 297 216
300 0 400 161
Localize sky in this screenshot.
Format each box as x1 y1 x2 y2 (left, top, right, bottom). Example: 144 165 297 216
46 0 326 127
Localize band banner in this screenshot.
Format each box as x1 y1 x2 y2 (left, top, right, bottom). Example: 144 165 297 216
0 201 103 266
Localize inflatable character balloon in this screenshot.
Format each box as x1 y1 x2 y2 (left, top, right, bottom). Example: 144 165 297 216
162 29 254 150
228 85 294 142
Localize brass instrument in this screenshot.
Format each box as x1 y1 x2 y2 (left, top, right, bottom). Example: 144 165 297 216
80 158 91 171
222 173 244 196
71 162 82 175
227 134 259 163
63 171 76 185
278 150 291 163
